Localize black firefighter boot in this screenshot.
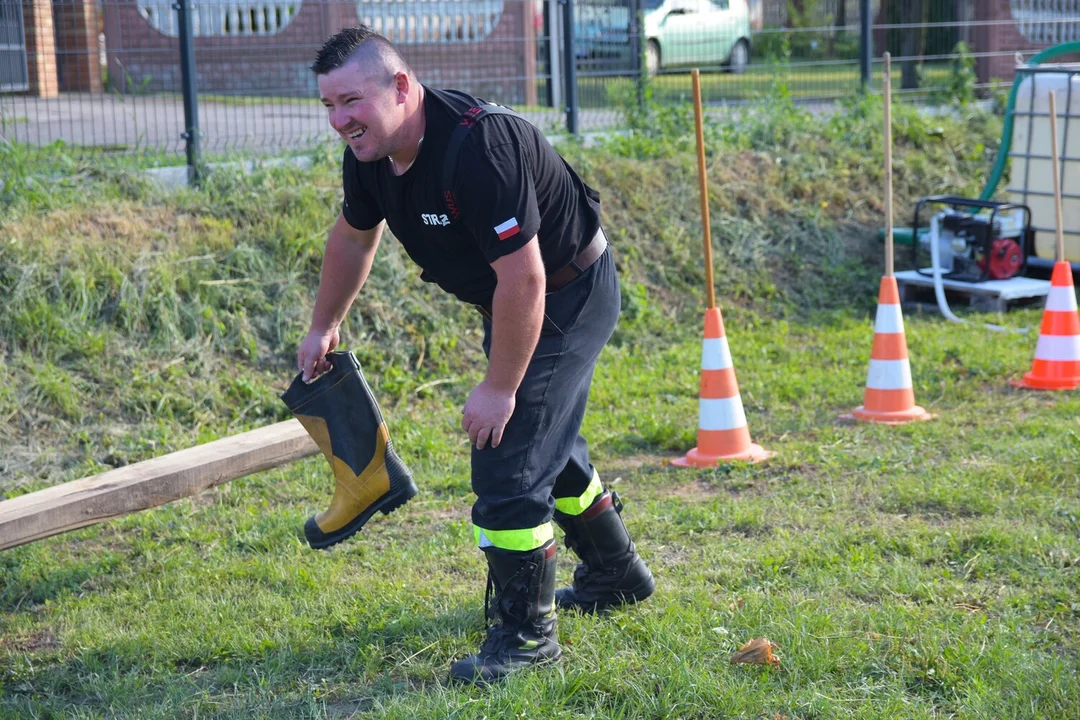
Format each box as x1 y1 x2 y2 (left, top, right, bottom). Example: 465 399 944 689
449 539 561 685
553 490 655 613
281 351 417 549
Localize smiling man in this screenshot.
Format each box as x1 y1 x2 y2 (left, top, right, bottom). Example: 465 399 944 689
299 26 654 685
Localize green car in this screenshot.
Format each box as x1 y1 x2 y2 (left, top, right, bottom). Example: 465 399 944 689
575 0 752 75
644 0 752 74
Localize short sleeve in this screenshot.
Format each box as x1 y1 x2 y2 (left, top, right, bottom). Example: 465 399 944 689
452 129 541 264
341 148 384 231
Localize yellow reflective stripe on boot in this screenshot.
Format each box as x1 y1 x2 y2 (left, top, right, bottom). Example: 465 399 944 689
553 468 603 516
473 522 554 551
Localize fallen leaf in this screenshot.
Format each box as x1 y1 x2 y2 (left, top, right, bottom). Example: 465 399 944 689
730 637 780 668
728 597 745 612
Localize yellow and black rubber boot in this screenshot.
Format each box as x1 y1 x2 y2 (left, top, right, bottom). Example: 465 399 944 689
552 491 655 613
449 539 561 685
281 351 417 550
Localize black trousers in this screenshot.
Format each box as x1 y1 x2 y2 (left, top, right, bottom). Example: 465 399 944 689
470 247 620 543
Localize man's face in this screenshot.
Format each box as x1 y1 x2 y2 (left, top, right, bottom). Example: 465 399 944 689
318 62 404 162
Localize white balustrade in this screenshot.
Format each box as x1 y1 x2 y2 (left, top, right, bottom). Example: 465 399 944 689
1012 0 1080 44
357 0 504 44
138 0 503 43
137 0 299 37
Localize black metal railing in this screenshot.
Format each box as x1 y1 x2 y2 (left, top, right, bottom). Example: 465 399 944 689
3 0 1079 174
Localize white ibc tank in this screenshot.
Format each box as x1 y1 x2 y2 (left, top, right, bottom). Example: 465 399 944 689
1008 66 1080 262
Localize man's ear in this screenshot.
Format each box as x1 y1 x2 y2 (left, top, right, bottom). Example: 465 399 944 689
394 72 410 104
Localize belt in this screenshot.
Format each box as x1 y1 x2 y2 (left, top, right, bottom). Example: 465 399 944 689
545 226 608 293
475 227 608 319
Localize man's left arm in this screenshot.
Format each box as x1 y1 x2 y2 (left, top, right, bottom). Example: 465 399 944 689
461 237 545 451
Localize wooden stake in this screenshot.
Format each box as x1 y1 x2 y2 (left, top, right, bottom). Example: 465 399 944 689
1049 91 1066 262
883 52 894 277
692 68 716 309
0 420 318 551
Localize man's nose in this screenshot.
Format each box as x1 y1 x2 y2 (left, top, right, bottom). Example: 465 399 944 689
329 109 348 131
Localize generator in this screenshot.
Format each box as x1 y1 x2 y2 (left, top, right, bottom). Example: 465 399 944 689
911 196 1034 283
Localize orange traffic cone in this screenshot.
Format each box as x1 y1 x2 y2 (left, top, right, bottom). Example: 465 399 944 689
1012 261 1080 390
673 307 772 467
848 276 933 424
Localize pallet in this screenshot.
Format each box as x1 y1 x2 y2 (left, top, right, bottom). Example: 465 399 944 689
894 270 1052 314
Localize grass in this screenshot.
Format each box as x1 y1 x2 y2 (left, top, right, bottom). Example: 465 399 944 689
2 313 1078 718
2 90 1077 718
577 62 961 108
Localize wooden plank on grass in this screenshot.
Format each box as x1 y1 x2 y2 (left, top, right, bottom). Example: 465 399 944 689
0 420 319 551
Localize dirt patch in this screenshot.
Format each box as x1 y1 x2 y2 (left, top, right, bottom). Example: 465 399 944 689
1 629 59 653
656 480 725 501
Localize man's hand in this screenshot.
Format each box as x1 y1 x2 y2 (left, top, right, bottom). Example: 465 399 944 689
462 381 516 450
298 327 340 383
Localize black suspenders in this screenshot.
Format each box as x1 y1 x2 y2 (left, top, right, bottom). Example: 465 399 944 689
442 103 527 221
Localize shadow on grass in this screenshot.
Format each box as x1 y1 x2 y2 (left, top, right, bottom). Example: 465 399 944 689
2 601 480 717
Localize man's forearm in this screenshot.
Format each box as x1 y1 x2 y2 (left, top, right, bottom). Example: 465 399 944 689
486 272 544 394
311 222 379 332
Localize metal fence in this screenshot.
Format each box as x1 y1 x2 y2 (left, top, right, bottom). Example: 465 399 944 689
3 0 1080 169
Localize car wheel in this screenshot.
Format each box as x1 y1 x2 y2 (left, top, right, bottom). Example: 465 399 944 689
727 39 749 75
645 41 660 77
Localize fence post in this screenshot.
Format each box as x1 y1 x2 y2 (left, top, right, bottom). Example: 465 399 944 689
859 0 871 91
633 0 645 111
175 0 201 184
561 0 579 135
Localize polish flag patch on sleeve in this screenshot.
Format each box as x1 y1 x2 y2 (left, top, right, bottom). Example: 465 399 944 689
494 217 520 241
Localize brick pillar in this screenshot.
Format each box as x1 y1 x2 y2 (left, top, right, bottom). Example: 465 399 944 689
54 0 104 93
320 1 359 40
974 0 1003 85
23 0 59 97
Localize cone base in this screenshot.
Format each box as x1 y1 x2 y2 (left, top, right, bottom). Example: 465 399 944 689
672 443 773 467
1010 373 1080 391
845 405 934 425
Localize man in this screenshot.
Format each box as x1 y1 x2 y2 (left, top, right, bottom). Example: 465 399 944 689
298 26 654 685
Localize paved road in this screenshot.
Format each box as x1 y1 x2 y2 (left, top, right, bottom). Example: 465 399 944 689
1 92 621 157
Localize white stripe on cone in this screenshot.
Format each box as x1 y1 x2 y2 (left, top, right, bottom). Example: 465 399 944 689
1034 334 1080 362
701 338 733 371
874 303 905 335
866 359 913 390
1045 286 1079 313
698 396 749 432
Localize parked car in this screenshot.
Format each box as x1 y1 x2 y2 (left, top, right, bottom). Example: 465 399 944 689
645 0 751 74
575 0 752 74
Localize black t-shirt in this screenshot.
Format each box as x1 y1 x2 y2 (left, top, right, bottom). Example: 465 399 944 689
340 86 602 306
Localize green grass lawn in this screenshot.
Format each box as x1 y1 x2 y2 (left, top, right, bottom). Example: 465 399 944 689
2 308 1078 718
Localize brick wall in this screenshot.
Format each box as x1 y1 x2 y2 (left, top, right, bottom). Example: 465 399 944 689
974 0 1048 84
24 0 59 96
101 0 537 104
53 0 103 92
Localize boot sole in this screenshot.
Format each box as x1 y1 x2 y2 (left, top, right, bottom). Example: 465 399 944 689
557 574 656 613
449 648 563 685
304 477 419 550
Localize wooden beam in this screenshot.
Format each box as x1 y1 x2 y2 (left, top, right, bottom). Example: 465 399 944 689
0 420 319 551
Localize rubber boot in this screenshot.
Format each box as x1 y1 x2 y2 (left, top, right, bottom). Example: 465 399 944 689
281 351 417 549
553 491 655 613
449 539 561 685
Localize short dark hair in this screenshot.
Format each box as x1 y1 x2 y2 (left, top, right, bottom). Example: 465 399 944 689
310 26 411 79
